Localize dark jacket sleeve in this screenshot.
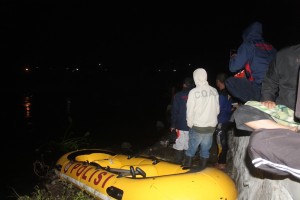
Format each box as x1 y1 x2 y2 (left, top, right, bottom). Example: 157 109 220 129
170 94 179 128
229 44 251 73
260 58 279 102
218 93 233 124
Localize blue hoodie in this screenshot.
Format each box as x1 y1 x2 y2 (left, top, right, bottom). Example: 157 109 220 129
229 22 277 84
171 87 192 131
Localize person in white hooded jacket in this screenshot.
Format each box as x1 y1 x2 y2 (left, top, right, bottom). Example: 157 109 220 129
184 68 220 170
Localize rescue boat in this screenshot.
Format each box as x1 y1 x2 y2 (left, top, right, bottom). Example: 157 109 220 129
55 149 237 200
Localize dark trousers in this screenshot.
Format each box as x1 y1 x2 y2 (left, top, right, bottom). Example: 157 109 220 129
248 128 300 178
214 122 232 164
225 77 261 103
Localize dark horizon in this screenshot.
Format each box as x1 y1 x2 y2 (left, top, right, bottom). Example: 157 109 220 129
4 2 300 76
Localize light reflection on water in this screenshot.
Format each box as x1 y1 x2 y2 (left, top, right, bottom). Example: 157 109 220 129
3 92 82 198
24 96 32 118
17 89 164 151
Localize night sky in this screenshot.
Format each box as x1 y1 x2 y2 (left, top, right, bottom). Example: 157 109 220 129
3 1 300 76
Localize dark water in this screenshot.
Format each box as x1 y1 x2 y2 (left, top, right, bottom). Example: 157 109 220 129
3 70 179 199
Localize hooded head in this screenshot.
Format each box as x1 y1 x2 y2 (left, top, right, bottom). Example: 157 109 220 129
242 21 263 42
193 68 208 86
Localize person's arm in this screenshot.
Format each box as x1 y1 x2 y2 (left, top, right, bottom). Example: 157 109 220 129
245 119 297 132
170 94 179 130
186 91 194 128
219 95 232 115
229 44 250 73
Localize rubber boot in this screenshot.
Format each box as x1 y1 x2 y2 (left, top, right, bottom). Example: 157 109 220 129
190 157 208 172
198 157 208 170
182 155 192 168
174 150 184 165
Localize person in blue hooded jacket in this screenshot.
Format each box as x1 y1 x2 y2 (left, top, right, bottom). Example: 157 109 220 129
225 21 277 103
214 72 234 170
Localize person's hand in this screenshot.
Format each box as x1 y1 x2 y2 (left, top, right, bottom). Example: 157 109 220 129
261 101 276 109
232 102 239 109
230 49 237 58
230 53 237 58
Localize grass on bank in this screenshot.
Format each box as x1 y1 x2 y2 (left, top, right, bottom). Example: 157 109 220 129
15 181 95 200
15 116 96 200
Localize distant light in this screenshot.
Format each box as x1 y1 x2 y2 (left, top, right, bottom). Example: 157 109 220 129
188 64 191 66
72 67 79 72
172 69 177 72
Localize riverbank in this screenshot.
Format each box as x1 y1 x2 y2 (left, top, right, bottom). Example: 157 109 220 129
16 129 234 199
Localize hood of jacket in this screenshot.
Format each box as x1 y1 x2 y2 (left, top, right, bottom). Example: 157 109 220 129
193 68 208 86
242 21 263 42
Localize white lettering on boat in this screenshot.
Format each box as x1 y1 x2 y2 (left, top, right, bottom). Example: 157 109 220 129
63 161 116 188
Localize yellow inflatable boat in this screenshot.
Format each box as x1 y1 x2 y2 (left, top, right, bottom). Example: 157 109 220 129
55 149 237 200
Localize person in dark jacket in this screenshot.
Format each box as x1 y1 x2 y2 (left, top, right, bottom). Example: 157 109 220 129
225 21 277 103
214 73 234 170
260 43 300 110
170 77 195 164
